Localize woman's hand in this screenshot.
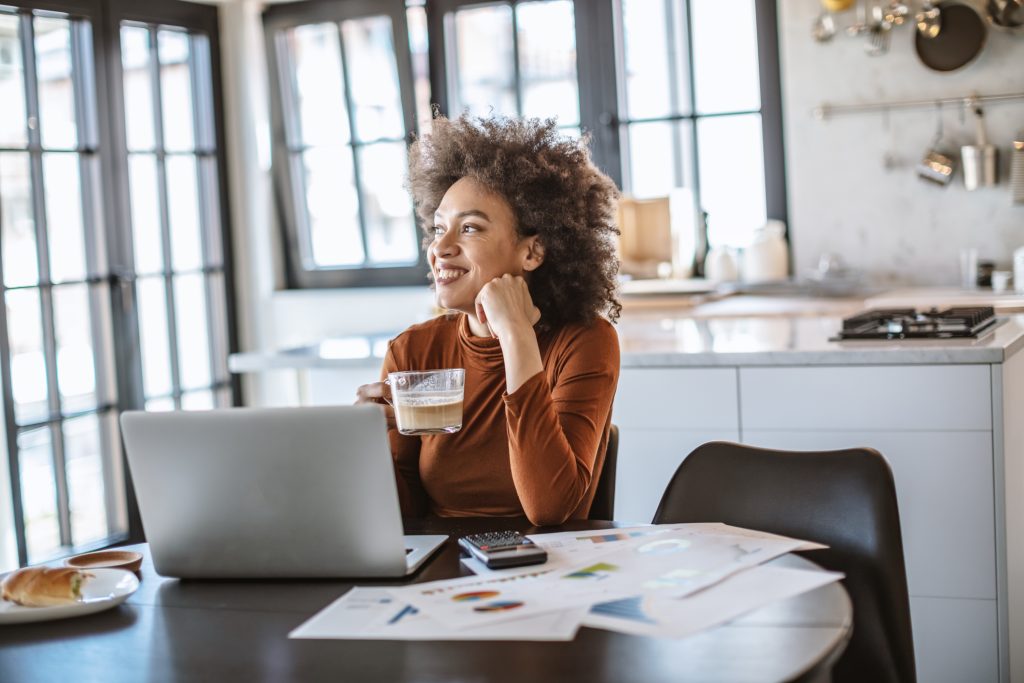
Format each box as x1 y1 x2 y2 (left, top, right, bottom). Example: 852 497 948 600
355 381 397 431
475 274 544 393
474 274 541 342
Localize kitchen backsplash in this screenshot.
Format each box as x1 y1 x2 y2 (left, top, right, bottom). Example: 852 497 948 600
779 0 1024 286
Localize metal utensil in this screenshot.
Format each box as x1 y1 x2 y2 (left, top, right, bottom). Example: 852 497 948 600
813 11 837 42
917 104 956 186
916 0 942 37
1011 135 1024 203
848 0 872 35
885 0 910 25
866 2 893 55
961 104 998 191
985 0 1024 32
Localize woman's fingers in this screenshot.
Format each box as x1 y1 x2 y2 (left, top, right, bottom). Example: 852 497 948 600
355 381 387 403
355 382 397 430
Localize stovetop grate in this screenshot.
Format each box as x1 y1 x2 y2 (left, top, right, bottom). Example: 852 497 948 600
836 307 998 340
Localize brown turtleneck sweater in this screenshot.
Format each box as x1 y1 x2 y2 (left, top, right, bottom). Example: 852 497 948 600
382 313 620 526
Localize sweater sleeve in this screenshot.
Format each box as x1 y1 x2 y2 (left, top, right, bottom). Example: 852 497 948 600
502 321 620 526
381 343 428 518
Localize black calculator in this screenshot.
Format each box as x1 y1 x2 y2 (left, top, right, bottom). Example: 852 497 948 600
458 530 549 569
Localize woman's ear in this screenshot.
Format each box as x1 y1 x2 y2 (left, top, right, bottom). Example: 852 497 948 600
521 236 545 272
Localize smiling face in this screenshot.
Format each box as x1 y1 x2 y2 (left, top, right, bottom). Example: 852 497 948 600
428 177 541 315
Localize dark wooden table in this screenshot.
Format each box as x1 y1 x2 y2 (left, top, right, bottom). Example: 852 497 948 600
0 518 851 683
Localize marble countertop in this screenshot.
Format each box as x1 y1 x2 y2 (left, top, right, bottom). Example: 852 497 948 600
615 311 1024 367
230 313 1024 373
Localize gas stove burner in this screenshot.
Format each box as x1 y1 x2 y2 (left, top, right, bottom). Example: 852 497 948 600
834 307 998 340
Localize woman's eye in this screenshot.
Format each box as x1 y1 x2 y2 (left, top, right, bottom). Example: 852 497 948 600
461 224 478 233
431 225 445 236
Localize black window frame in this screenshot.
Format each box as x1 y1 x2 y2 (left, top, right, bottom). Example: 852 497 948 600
266 0 786 289
0 0 239 567
263 0 427 289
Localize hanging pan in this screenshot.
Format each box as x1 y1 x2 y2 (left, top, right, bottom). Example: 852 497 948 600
915 1 988 72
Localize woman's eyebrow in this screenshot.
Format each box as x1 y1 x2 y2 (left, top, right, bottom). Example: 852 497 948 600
434 209 491 222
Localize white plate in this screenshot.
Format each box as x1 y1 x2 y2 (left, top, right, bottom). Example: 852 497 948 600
0 568 140 624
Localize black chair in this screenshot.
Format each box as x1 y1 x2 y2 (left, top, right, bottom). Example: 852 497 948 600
653 441 916 683
588 424 618 521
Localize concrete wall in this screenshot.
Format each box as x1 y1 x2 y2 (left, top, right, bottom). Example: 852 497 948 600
778 0 1024 286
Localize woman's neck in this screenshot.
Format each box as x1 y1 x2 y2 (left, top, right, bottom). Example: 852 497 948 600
465 312 491 338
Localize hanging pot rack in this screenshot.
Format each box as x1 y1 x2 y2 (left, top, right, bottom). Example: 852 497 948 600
813 91 1024 120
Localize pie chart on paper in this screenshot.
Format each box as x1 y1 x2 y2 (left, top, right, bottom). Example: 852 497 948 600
451 590 501 602
473 601 525 613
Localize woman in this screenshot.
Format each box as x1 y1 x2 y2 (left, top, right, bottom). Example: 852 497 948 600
356 114 621 526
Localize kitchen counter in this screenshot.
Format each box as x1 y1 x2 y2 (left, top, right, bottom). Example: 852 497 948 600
229 310 1024 373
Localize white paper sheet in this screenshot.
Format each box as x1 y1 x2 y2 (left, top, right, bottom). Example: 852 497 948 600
289 587 585 641
392 527 807 630
583 564 844 638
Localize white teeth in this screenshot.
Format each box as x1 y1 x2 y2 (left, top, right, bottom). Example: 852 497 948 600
436 269 465 281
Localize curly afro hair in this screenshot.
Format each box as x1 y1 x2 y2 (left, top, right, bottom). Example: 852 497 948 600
407 113 621 329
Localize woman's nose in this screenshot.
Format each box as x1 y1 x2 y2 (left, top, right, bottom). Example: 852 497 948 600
432 228 458 257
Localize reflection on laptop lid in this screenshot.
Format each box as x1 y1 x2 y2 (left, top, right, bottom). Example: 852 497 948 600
120 405 446 579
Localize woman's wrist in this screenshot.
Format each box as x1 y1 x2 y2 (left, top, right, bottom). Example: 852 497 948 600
499 323 543 393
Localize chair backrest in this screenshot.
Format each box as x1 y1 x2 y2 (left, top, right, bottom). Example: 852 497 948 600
588 424 618 521
653 441 916 683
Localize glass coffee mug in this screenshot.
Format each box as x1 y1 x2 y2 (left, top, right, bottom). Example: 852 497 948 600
385 369 465 435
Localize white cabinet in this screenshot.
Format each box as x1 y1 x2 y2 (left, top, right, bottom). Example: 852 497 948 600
613 362 1005 683
740 365 992 431
613 429 740 524
613 368 740 523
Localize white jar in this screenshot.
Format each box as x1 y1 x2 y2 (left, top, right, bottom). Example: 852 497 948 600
1013 246 1024 293
742 221 790 283
704 246 738 282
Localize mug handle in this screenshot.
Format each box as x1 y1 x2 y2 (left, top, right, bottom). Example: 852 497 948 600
381 377 394 407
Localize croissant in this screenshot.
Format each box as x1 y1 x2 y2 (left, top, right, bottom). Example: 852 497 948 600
1 567 92 607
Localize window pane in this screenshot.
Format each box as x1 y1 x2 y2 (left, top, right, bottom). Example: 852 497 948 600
359 142 416 264
145 396 174 411
120 24 155 152
450 5 515 117
197 156 222 267
206 271 228 382
86 281 116 407
697 114 766 248
137 276 172 397
53 283 97 414
128 153 163 274
342 16 403 142
64 413 107 546
6 288 48 425
298 147 363 267
407 5 432 134
181 389 213 411
19 426 59 562
43 152 87 283
34 15 76 150
626 120 692 198
620 0 689 120
517 1 578 125
173 272 210 391
158 29 194 152
285 23 349 147
0 12 27 147
166 155 202 271
1 152 38 287
691 0 760 114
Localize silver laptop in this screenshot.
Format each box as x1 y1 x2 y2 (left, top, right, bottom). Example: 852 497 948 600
120 405 447 579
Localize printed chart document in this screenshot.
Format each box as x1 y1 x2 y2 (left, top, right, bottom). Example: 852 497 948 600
584 564 844 638
389 527 809 630
290 523 840 641
290 587 585 641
